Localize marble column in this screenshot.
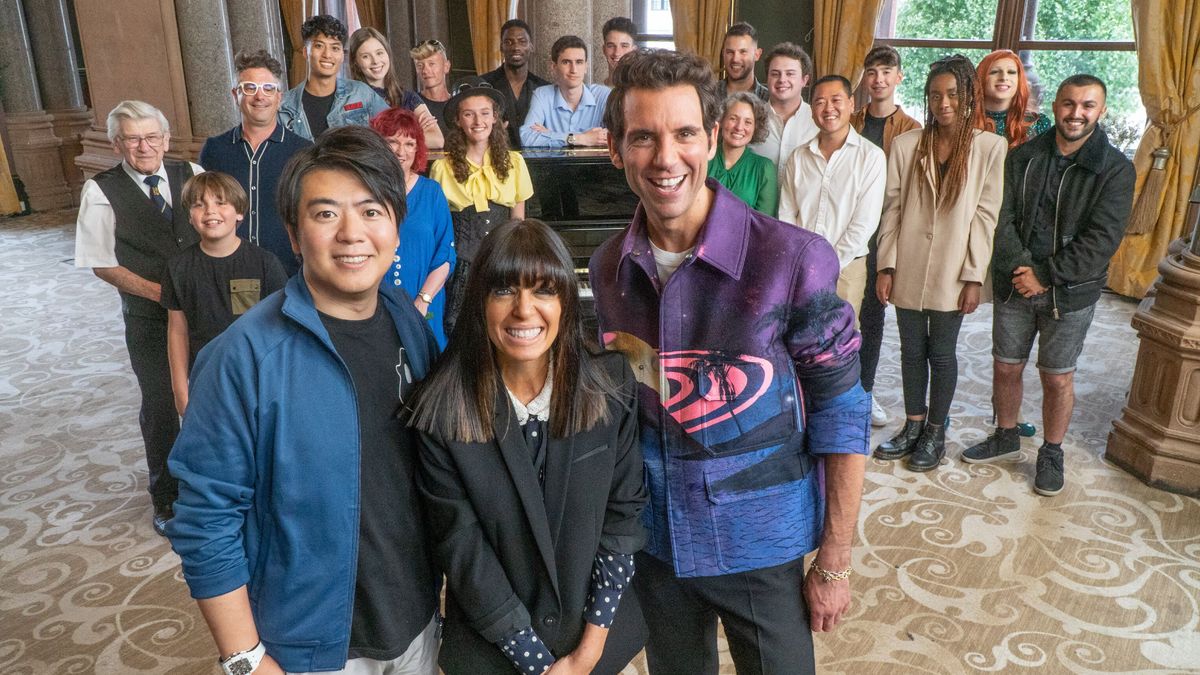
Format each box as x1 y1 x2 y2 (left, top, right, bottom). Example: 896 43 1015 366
23 0 91 202
529 0 591 81
0 0 72 210
226 0 288 83
174 0 238 139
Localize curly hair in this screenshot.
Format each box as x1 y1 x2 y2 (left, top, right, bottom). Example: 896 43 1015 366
914 54 978 213
233 49 283 82
720 92 769 145
348 27 404 107
973 50 1034 148
444 95 512 184
370 107 430 173
301 14 346 45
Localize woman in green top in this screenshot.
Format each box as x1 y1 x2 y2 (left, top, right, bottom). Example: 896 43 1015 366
707 92 778 216
974 50 1053 148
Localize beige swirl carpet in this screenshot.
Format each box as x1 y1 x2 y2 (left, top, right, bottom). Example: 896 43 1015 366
2 210 1198 674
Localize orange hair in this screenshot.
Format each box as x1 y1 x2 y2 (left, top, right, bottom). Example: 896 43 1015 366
973 50 1032 148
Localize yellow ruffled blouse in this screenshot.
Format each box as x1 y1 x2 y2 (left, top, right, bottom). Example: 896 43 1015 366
429 151 534 213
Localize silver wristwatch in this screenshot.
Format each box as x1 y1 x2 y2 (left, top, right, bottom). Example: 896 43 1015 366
566 133 577 147
417 291 434 304
220 642 266 675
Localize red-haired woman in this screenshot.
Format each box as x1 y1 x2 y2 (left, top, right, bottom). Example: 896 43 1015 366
371 107 456 348
974 49 1052 148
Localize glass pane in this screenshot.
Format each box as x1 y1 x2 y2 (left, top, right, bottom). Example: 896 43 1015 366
890 47 993 120
642 0 673 36
1024 0 1134 41
641 40 677 51
1022 49 1145 155
877 0 998 41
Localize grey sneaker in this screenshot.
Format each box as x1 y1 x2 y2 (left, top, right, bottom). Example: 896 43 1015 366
1034 445 1064 496
961 427 1021 464
870 394 888 427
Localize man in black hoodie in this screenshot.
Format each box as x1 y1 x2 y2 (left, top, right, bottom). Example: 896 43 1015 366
963 74 1134 496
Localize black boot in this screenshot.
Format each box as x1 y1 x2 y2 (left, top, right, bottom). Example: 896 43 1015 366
906 422 946 472
874 419 923 460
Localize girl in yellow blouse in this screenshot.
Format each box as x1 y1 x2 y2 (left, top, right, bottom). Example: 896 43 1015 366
430 83 534 338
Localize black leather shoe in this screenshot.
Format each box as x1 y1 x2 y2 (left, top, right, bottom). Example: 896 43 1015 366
152 509 173 537
874 419 924 460
906 423 946 472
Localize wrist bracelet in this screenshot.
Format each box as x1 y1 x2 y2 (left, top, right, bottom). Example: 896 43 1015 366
809 559 852 583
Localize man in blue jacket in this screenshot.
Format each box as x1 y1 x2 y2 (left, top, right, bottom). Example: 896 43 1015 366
167 127 441 675
279 14 389 141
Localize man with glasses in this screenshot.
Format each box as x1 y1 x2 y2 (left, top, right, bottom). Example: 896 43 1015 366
410 38 454 138
480 19 549 149
74 100 204 537
200 49 312 276
279 14 389 141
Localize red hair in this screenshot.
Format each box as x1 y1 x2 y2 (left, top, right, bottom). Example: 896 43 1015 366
369 107 429 173
974 50 1033 148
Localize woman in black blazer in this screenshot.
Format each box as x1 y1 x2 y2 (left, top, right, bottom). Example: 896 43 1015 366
410 219 647 674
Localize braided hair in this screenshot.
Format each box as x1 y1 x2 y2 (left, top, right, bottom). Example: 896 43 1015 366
913 54 977 213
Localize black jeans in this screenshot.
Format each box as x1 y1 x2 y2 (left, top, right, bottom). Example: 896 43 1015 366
122 312 179 512
859 232 885 393
895 307 964 425
635 553 815 675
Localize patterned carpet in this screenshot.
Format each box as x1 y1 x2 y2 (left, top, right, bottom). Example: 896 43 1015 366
2 210 1199 674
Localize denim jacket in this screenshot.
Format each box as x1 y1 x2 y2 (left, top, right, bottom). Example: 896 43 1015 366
589 180 870 578
279 78 390 141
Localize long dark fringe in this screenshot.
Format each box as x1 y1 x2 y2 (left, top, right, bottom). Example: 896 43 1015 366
444 98 513 185
912 55 978 213
409 219 618 443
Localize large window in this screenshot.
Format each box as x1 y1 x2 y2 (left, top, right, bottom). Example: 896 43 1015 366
632 0 675 50
875 0 1143 153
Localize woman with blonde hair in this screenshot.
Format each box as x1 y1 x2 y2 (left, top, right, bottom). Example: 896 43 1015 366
875 54 1007 472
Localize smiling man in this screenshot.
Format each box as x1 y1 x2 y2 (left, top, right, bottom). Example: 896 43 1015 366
779 75 886 325
168 126 441 675
751 41 818 167
520 35 610 147
200 49 312 276
481 19 550 149
717 22 768 100
967 74 1134 496
590 49 869 674
279 14 389 141
74 100 204 537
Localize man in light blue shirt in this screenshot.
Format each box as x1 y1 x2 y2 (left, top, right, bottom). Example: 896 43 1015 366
520 35 610 147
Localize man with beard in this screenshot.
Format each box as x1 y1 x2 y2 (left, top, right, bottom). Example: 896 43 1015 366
481 18 550 149
965 74 1134 497
717 22 768 101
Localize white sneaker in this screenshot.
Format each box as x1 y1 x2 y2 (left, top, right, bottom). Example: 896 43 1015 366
870 394 888 427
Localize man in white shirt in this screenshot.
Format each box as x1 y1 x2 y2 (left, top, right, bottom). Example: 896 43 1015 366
74 100 204 536
750 42 817 167
778 75 885 323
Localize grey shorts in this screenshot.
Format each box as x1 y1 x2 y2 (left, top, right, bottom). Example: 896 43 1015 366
992 292 1097 374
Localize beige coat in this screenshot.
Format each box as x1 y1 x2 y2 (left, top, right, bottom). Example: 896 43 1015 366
877 128 1006 312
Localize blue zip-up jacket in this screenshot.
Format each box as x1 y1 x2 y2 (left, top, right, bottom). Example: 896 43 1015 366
279 78 390 141
166 274 437 672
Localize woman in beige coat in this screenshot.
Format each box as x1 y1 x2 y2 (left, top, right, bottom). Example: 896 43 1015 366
874 55 1007 472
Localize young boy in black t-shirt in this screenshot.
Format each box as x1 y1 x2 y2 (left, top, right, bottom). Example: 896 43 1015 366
162 172 287 415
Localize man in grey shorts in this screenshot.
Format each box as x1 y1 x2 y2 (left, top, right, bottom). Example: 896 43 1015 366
963 74 1134 496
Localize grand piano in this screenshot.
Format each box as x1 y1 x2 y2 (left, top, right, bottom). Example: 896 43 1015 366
520 147 640 310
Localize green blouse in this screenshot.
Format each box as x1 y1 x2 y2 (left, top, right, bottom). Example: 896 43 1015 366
986 108 1053 144
707 145 779 217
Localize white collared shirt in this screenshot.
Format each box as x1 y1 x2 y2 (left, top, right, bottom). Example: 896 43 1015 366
777 126 886 268
750 100 818 168
506 367 553 426
74 160 204 268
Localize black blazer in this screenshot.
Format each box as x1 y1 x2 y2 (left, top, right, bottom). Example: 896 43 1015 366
417 352 648 674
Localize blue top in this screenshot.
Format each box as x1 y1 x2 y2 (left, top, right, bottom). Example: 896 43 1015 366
519 83 611 147
380 176 457 348
167 274 438 672
199 122 312 276
588 179 870 578
279 78 390 141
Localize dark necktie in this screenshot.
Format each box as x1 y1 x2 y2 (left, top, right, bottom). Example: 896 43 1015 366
144 175 173 221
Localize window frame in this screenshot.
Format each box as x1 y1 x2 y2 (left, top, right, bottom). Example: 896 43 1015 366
631 0 674 45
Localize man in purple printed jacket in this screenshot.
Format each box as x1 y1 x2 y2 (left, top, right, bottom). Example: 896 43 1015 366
589 48 871 674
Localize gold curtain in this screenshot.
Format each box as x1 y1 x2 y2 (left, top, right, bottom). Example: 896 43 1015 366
280 1 308 88
813 0 886 84
0 134 20 214
467 0 507 74
670 0 733 74
354 0 385 30
1106 0 1200 297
